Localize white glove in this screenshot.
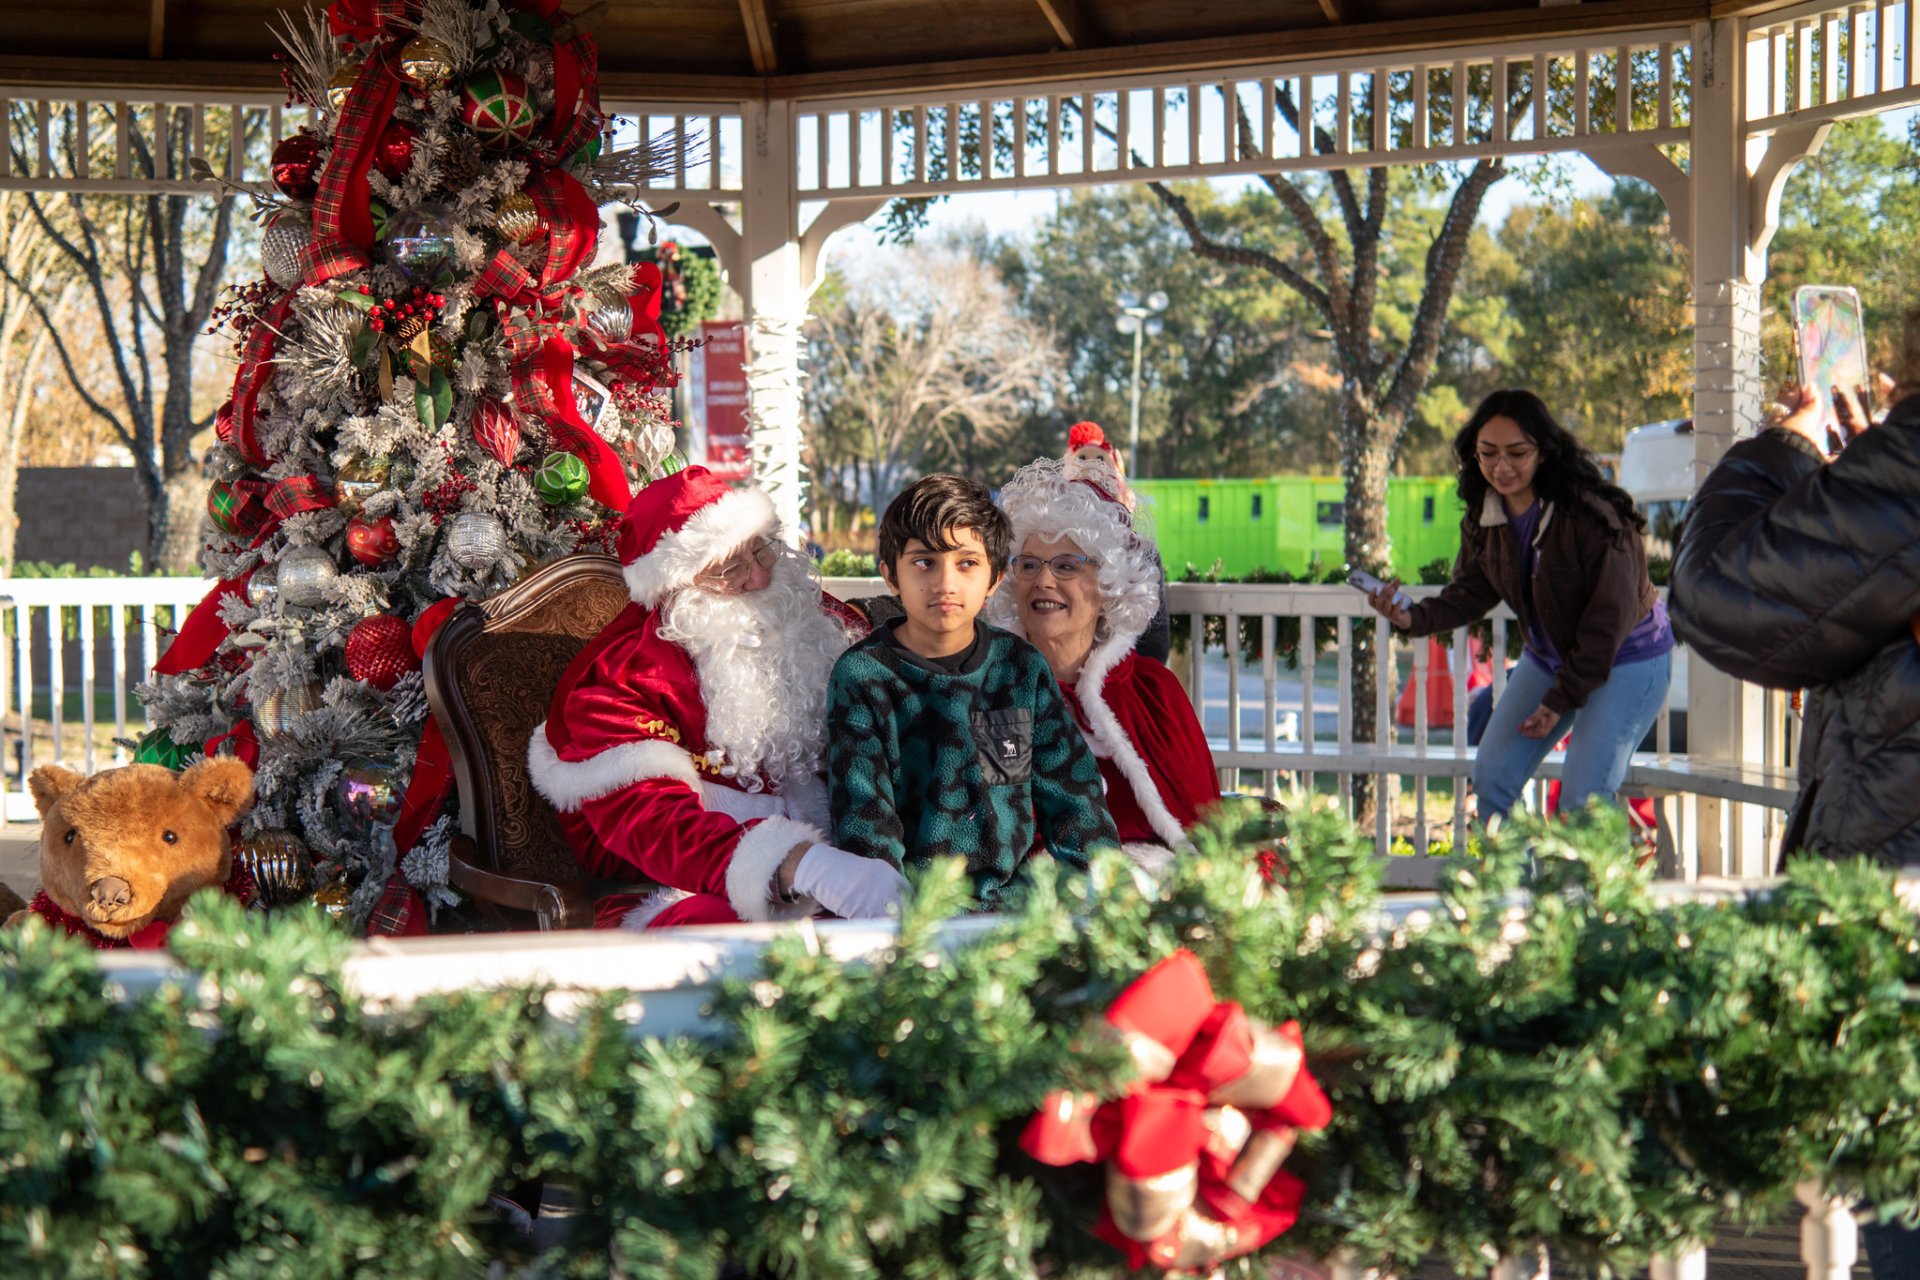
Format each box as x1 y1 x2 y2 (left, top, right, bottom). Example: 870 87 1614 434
792 844 912 920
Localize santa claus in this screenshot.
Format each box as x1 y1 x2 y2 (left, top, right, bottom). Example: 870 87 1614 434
528 466 912 928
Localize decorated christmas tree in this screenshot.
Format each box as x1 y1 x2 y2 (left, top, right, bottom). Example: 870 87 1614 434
138 0 684 933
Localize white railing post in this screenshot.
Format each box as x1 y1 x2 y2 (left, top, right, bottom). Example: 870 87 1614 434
1797 1182 1860 1280
1651 1246 1709 1280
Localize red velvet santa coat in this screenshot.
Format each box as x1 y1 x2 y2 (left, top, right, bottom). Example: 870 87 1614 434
529 599 855 928
1058 630 1219 856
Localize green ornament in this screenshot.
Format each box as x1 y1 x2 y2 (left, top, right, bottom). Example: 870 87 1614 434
657 452 685 476
459 70 538 149
533 450 590 504
134 727 199 771
207 480 242 534
569 134 602 169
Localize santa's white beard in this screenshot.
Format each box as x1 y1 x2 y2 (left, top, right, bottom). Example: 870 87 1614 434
656 548 852 791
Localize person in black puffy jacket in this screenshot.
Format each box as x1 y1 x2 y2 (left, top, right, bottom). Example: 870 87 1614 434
1669 384 1920 868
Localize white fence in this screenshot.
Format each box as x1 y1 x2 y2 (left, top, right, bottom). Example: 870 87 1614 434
1 576 1799 875
0 575 206 820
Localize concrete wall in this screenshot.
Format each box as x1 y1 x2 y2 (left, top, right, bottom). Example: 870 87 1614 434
14 467 147 571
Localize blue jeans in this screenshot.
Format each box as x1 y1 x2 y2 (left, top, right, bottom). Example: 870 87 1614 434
1473 650 1672 823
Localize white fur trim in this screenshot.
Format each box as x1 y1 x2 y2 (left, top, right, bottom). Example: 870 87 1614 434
621 887 694 930
527 723 704 812
622 486 777 607
1076 632 1194 850
724 815 823 923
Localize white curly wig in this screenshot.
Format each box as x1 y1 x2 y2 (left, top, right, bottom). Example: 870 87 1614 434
986 457 1161 647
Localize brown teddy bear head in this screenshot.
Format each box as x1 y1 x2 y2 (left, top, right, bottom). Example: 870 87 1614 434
31 758 255 940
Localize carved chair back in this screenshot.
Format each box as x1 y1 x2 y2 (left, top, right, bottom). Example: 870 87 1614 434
423 553 632 927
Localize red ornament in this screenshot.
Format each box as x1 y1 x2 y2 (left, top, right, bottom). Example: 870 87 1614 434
271 134 325 201
345 515 400 566
345 614 420 690
214 399 237 447
372 120 417 181
469 399 520 466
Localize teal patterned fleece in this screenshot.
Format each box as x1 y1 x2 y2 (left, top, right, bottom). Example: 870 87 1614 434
826 620 1118 907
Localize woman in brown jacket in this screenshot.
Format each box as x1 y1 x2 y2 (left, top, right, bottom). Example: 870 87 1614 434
1365 389 1673 823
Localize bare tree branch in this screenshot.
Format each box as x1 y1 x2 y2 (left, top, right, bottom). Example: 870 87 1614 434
1143 180 1329 316
1383 156 1507 422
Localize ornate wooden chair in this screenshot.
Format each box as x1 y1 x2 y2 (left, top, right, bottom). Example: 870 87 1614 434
423 552 638 930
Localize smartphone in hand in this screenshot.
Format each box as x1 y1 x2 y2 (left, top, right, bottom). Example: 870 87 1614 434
1348 569 1412 610
1794 284 1873 444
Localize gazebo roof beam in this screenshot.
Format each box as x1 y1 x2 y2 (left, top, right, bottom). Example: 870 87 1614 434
1033 0 1099 50
148 0 165 59
739 0 779 75
0 0 1704 102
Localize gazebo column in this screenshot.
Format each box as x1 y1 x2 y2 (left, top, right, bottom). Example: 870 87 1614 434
1684 17 1828 877
726 99 885 538
733 98 811 537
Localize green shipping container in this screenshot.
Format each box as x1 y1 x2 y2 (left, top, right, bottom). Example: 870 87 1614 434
1130 476 1464 580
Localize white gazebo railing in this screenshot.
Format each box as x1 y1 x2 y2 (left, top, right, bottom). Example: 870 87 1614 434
0 575 1798 872
0 575 1797 875
0 575 205 818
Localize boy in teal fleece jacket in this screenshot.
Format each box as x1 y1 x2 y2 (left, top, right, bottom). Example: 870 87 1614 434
826 474 1117 907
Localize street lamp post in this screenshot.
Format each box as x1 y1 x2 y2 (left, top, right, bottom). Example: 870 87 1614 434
1115 290 1169 473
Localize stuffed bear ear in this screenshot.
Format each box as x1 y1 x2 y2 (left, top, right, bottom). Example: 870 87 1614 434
28 765 86 820
180 757 256 827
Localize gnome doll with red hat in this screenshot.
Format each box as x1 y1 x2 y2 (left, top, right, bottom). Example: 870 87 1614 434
1064 421 1136 511
527 467 911 928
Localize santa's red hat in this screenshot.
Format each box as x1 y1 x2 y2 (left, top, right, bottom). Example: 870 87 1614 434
1068 421 1115 455
616 465 777 607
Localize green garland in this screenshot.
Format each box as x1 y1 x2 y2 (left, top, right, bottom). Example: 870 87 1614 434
4 806 1920 1279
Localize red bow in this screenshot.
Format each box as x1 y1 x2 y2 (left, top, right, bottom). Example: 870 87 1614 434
1021 950 1332 1274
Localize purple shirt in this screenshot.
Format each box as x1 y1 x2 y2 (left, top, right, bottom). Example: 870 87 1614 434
1507 500 1673 676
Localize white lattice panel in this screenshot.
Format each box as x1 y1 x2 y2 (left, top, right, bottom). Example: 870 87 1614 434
0 95 304 195
1743 0 1920 134
794 30 1693 200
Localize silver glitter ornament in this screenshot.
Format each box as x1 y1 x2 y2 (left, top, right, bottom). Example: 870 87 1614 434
276 545 338 607
589 300 632 344
233 830 314 905
445 512 509 570
261 217 312 290
254 680 321 742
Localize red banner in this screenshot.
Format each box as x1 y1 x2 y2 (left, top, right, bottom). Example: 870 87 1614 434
696 320 750 481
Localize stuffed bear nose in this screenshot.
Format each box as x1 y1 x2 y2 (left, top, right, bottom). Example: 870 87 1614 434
88 877 133 911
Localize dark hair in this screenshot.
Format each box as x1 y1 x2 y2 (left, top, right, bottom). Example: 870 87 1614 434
1453 389 1645 534
876 474 1013 575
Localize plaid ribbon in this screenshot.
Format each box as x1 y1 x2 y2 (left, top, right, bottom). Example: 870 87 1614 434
532 169 600 294
231 293 297 466
366 873 430 937
549 31 601 159
312 57 400 260
506 316 632 509
264 474 335 524
473 248 546 309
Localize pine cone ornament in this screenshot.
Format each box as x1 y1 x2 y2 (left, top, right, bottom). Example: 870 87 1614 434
345 614 420 690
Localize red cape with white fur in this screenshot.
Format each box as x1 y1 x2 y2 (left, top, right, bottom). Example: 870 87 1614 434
529 599 840 928
1061 629 1219 857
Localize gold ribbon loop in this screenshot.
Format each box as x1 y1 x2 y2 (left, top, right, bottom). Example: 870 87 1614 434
1224 1127 1298 1202
1208 1025 1305 1109
1107 1163 1199 1242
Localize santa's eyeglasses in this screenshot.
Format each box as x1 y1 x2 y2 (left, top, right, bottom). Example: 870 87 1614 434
696 536 778 592
1009 553 1096 581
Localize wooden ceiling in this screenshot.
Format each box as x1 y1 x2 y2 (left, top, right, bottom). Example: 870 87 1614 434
0 0 1796 101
